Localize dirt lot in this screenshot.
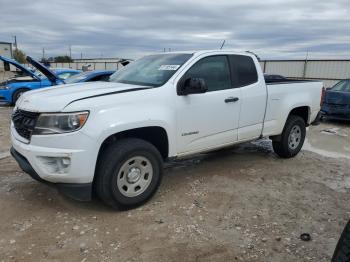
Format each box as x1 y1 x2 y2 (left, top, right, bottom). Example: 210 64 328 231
0 106 349 262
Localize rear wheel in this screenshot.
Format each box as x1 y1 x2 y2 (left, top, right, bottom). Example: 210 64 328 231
95 138 163 209
272 115 306 158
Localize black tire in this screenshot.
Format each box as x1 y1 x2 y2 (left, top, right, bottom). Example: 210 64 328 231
272 115 306 158
332 220 350 262
95 138 163 210
12 89 28 105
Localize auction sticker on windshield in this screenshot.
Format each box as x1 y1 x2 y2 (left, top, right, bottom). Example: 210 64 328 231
158 65 180 70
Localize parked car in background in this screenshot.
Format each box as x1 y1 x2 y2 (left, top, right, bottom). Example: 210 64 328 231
64 70 115 84
264 74 287 82
321 79 350 121
46 68 81 80
0 56 81 105
10 50 323 209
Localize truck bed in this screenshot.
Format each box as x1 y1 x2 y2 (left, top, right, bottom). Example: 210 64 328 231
265 78 320 85
262 80 323 137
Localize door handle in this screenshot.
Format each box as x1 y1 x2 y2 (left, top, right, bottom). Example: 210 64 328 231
224 97 239 103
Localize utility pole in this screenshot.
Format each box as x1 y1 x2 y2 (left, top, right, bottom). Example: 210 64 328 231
42 48 45 60
303 49 309 78
69 45 72 59
80 52 83 59
13 35 17 51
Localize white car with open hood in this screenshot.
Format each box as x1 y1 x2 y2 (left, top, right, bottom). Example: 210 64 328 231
10 50 323 209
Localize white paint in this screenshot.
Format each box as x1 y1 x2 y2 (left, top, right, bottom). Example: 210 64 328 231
12 50 323 185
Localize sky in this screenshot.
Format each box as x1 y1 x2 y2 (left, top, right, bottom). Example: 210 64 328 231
0 0 349 60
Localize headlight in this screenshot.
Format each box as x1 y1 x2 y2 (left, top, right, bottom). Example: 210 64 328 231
0 85 9 90
33 111 89 135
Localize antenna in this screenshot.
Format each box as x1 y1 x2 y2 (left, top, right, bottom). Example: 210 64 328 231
220 40 226 50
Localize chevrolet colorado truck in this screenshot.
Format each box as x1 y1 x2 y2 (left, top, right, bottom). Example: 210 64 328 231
10 50 323 209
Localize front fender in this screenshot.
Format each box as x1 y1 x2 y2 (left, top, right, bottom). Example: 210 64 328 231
0 89 12 103
80 104 177 157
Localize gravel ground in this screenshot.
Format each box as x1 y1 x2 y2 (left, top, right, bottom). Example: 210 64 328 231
0 106 349 262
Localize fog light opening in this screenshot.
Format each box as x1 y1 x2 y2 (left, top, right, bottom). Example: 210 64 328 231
37 156 71 174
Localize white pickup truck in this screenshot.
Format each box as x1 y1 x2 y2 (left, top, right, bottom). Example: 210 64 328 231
10 50 323 209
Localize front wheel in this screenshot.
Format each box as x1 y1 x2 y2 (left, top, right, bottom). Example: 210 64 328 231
12 89 28 105
95 138 163 209
272 115 306 158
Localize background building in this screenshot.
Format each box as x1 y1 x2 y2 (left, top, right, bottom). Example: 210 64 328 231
0 41 13 71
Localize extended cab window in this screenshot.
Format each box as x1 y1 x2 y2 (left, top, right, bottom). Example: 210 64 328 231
182 56 231 92
229 55 258 88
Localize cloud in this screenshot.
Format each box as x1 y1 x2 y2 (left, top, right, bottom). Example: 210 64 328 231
0 0 349 59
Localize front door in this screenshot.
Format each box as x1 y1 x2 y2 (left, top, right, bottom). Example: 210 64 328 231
175 55 241 155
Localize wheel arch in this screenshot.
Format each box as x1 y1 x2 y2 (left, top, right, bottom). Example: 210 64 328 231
12 87 30 103
270 106 310 142
288 106 311 126
96 126 169 163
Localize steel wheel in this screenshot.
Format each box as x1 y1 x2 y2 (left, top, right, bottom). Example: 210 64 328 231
117 156 153 198
288 125 301 150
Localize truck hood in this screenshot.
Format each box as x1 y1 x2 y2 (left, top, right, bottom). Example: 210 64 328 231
17 81 151 112
0 55 39 80
325 90 350 105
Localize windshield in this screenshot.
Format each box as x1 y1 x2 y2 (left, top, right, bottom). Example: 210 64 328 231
64 71 91 84
109 53 192 87
332 80 350 92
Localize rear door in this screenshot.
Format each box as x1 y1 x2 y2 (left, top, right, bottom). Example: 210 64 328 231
228 55 266 141
175 55 241 155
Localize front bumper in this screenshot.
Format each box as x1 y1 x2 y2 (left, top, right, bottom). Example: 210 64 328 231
10 121 100 201
11 147 92 201
11 122 98 183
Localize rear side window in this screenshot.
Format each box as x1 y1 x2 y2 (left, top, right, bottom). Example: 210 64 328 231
332 80 350 92
229 55 258 88
182 55 231 92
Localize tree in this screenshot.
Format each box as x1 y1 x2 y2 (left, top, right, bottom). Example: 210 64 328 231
54 56 73 63
13 49 26 64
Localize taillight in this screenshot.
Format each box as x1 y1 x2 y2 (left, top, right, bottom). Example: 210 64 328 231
320 87 326 106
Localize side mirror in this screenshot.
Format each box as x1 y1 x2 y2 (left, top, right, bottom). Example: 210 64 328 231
177 77 208 96
326 87 332 90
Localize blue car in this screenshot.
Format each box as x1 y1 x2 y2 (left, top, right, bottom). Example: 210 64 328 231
64 70 115 84
0 56 81 105
321 79 350 121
